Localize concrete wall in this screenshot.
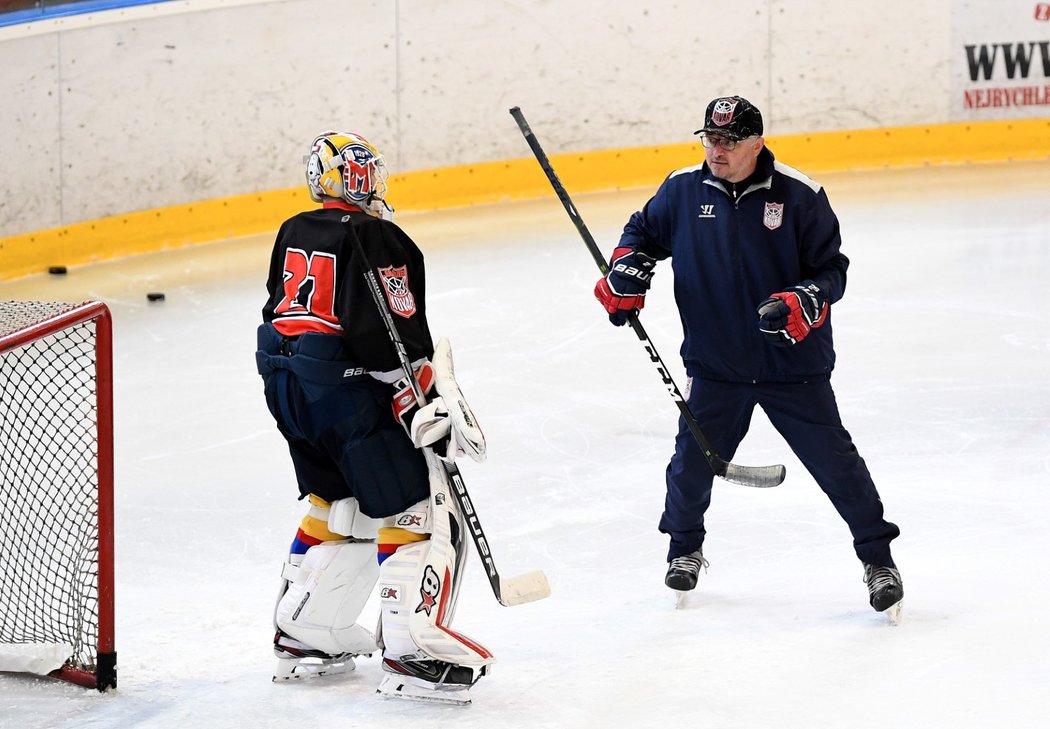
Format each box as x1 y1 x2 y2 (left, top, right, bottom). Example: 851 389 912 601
0 0 1045 240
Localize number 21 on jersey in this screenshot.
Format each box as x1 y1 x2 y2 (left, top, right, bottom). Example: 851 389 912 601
273 248 341 332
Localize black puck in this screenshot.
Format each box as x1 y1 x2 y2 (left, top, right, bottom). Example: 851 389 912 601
147 292 166 302
48 266 67 275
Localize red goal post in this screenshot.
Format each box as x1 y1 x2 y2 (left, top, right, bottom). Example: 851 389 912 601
0 300 116 691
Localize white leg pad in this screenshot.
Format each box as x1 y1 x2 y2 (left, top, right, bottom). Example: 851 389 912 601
276 540 379 656
379 541 492 667
379 462 494 667
384 499 431 534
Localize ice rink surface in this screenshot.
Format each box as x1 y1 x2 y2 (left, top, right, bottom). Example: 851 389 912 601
1 159 1049 728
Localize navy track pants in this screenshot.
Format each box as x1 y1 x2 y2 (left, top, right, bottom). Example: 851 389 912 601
659 376 899 567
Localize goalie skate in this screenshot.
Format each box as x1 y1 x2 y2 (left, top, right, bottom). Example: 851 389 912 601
376 657 485 705
272 631 372 682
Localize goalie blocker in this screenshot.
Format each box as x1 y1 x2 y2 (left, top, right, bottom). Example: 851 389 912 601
392 338 487 465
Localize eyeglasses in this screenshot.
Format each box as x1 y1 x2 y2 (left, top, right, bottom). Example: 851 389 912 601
699 133 753 151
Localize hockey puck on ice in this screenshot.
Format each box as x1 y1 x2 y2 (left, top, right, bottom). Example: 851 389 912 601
48 265 67 275
146 292 166 302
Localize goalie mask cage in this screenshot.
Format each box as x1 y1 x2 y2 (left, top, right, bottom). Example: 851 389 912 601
0 300 116 691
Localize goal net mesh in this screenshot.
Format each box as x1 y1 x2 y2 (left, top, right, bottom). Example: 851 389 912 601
0 301 101 676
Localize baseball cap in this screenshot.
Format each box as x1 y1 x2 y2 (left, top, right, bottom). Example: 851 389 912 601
694 96 763 141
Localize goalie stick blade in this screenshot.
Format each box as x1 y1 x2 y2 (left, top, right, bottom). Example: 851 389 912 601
721 462 787 488
497 570 551 607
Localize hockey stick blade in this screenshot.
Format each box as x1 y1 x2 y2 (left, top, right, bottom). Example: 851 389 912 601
722 462 787 488
497 570 552 607
446 463 551 607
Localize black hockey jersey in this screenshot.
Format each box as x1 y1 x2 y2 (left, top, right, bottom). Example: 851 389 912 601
262 202 434 373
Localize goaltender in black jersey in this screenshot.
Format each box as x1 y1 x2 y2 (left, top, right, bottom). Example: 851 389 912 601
262 191 432 374
255 130 492 704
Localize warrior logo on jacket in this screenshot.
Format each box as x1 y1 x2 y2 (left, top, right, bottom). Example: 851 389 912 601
763 202 784 231
379 265 417 318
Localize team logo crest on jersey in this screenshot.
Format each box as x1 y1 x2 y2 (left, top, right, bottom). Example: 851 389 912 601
763 202 784 230
378 265 416 318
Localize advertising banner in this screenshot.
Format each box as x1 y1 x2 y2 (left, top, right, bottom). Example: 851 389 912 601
953 1 1050 117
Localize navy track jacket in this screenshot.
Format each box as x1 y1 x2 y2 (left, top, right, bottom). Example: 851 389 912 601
618 147 848 383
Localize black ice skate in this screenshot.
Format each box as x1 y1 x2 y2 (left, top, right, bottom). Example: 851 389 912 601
665 549 708 591
863 563 903 623
665 549 709 607
377 656 484 705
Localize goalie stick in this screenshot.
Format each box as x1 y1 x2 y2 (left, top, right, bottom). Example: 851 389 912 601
346 221 551 607
509 106 786 489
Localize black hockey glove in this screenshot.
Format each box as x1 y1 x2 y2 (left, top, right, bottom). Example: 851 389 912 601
757 281 829 346
594 246 657 326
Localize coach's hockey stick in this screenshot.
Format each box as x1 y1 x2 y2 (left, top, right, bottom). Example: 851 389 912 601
346 222 551 606
510 106 786 489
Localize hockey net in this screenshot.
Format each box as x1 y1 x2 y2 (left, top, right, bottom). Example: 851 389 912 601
0 300 116 691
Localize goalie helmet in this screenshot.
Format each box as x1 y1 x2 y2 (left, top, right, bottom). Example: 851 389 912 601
305 131 391 218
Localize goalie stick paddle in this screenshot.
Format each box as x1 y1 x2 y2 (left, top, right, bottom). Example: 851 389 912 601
345 220 551 606
509 106 786 489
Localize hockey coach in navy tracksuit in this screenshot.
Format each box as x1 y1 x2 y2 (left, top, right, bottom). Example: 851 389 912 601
594 96 904 617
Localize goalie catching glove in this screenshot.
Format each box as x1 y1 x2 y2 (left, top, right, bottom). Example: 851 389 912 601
757 281 829 346
391 337 486 463
594 246 657 326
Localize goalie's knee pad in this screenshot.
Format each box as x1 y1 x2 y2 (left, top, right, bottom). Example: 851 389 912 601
327 496 382 540
275 540 379 656
378 501 493 667
288 495 380 565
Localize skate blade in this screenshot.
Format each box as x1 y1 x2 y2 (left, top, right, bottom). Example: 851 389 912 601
377 675 472 705
273 655 360 682
884 600 903 625
673 590 689 609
